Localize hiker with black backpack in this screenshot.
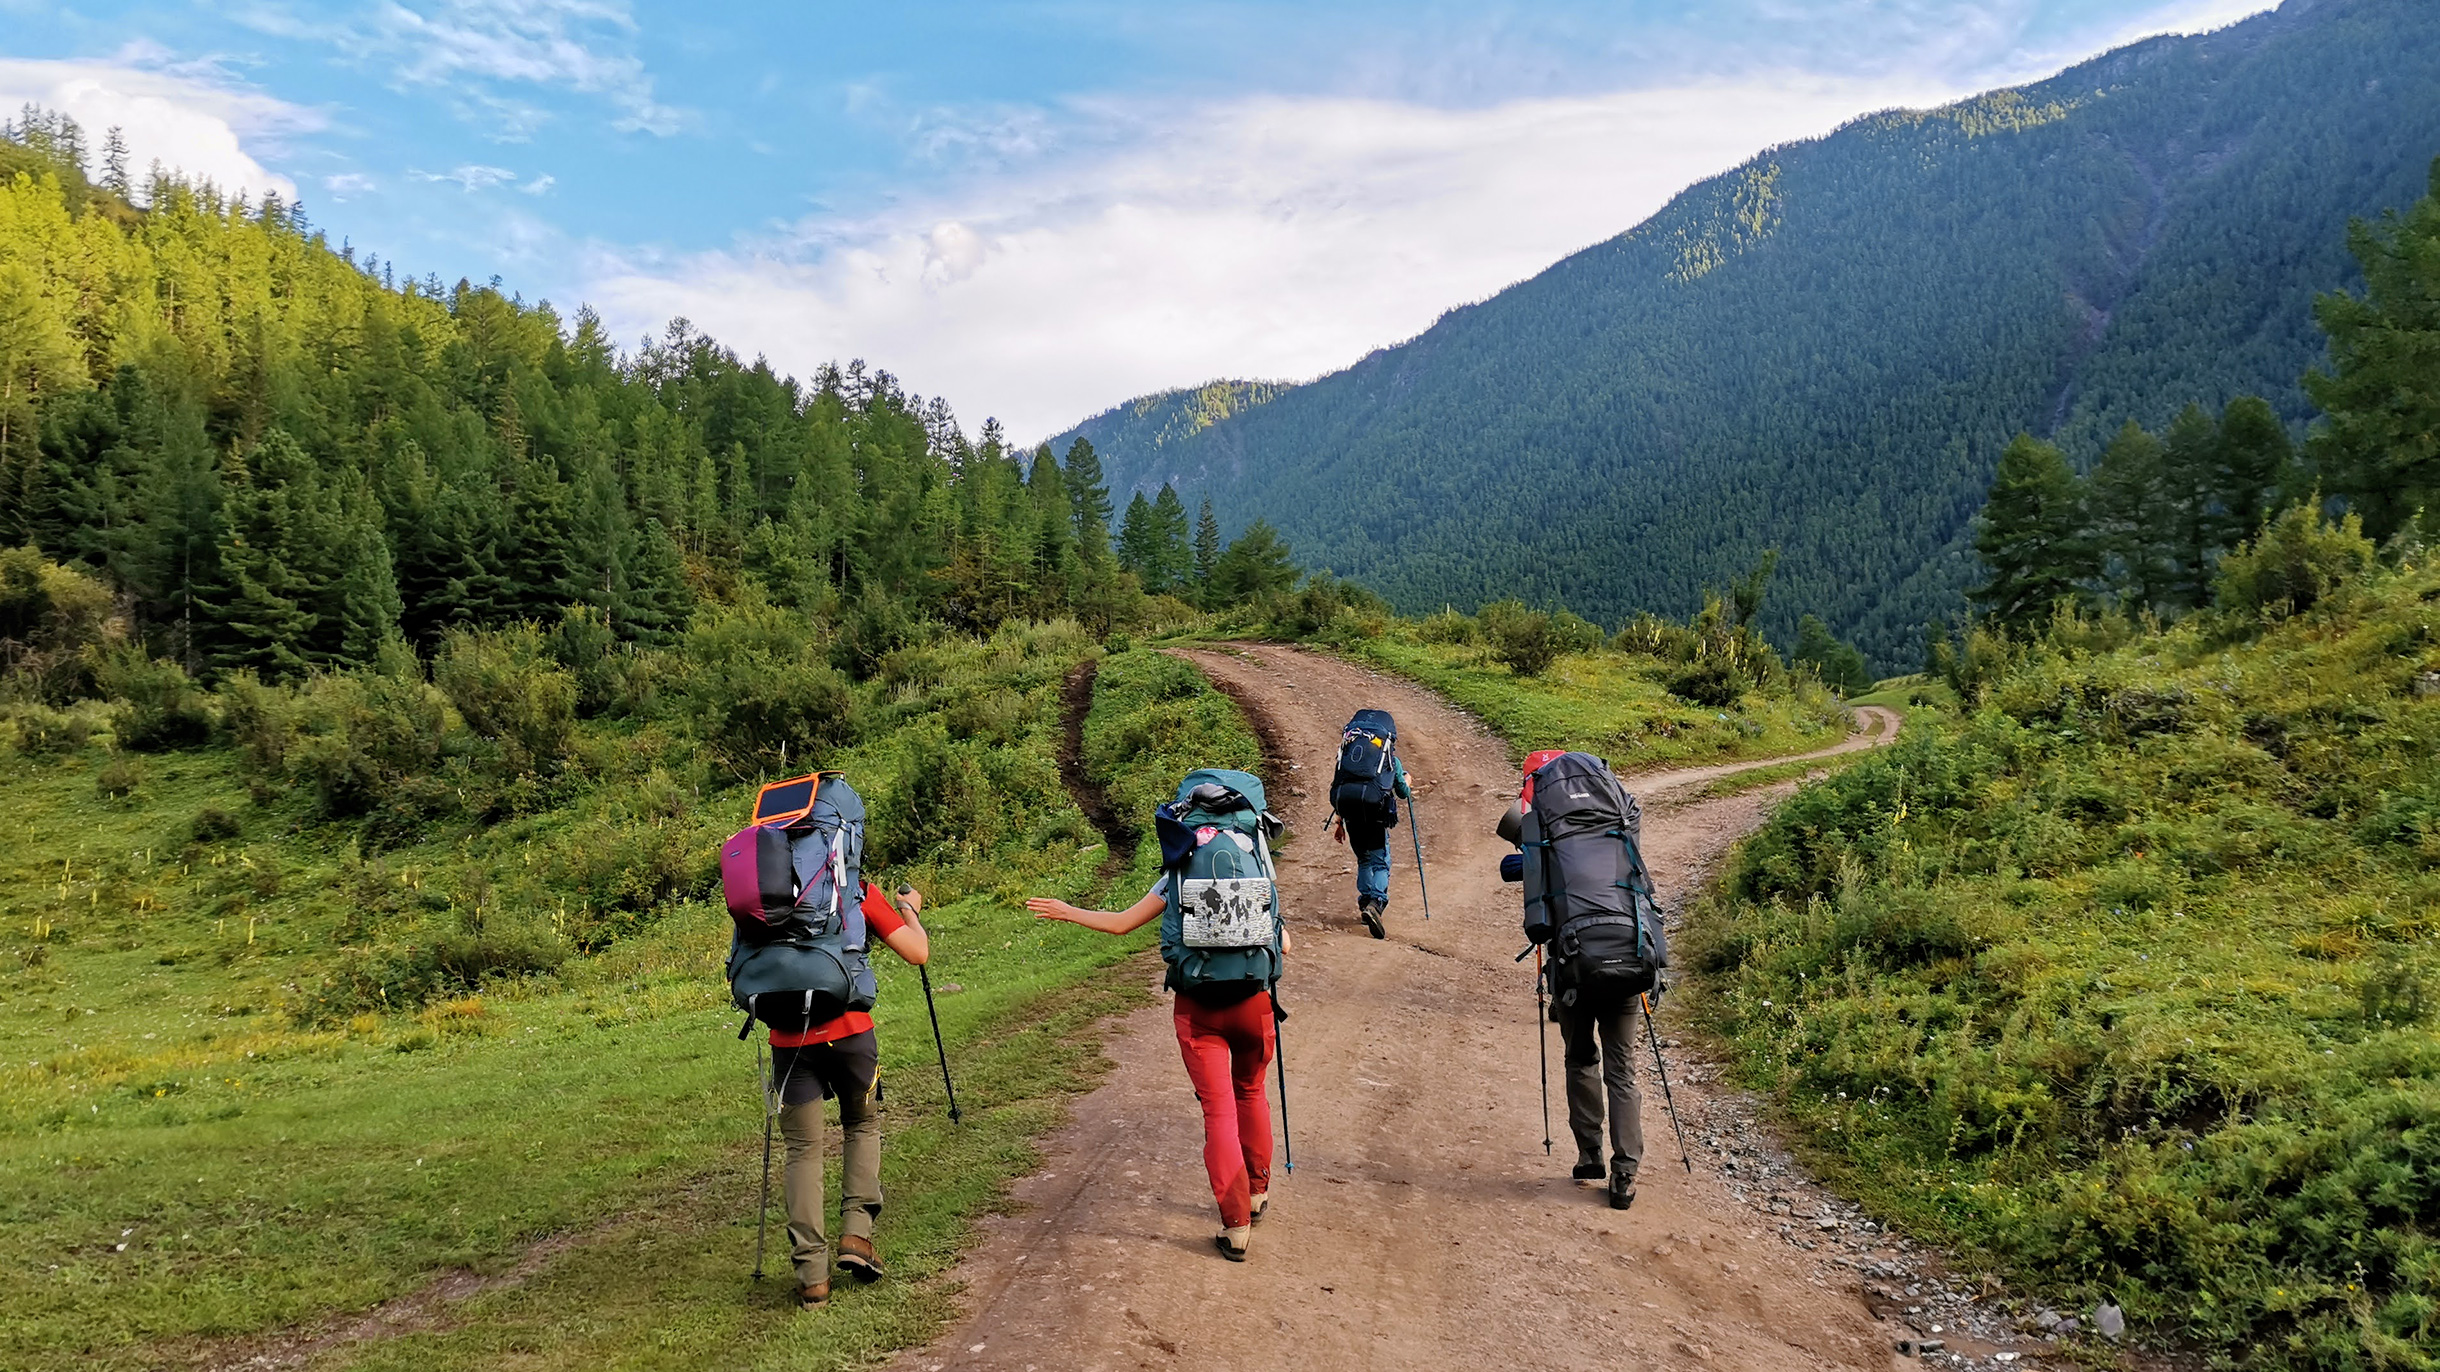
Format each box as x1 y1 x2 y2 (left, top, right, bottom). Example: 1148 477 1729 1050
1498 749 1667 1211
1328 708 1415 939
1027 768 1289 1262
722 772 934 1309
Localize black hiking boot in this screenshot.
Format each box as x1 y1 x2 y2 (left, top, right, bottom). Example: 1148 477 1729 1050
1358 897 1385 939
1572 1161 1607 1182
1609 1169 1638 1211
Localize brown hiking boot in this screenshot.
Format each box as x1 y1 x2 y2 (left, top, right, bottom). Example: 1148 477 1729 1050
836 1234 885 1283
1358 898 1386 939
799 1280 831 1308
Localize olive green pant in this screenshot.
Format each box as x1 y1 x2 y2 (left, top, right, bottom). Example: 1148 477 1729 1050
1558 994 1645 1176
775 1036 883 1289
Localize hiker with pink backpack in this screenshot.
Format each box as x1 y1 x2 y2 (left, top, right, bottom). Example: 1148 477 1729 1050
722 771 935 1309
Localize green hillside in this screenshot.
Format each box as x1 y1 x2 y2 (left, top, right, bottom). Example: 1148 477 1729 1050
1696 531 2440 1369
1056 0 2440 669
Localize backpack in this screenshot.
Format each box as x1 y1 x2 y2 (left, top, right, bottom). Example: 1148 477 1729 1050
723 772 880 1028
1329 708 1402 825
1152 768 1285 999
1518 751 1666 1010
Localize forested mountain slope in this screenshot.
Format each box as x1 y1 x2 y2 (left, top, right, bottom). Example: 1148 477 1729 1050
1058 0 2440 668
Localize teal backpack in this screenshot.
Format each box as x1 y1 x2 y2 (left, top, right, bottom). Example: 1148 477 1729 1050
1153 768 1285 998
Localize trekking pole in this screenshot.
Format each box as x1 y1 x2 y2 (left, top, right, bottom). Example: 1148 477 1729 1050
1641 992 1693 1173
752 1042 776 1281
1520 944 1551 1153
1406 794 1431 920
900 887 961 1123
1271 984 1294 1173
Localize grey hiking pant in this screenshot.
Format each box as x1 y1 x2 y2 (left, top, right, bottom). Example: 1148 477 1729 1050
1557 995 1644 1176
775 1031 883 1288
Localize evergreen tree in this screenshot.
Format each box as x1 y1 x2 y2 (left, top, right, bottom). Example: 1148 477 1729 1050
1792 613 1873 694
1064 437 1112 561
1150 484 1192 592
1193 496 1222 597
1116 490 1158 588
2307 157 2440 542
2215 394 2296 544
99 126 128 197
2087 420 2174 614
1212 519 1299 601
1972 435 2095 633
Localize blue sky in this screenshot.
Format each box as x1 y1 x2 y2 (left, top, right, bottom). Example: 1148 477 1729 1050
1 0 2272 438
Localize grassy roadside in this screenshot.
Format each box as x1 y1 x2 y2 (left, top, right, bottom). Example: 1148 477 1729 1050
1683 558 2440 1369
1306 635 1853 773
0 635 1257 1372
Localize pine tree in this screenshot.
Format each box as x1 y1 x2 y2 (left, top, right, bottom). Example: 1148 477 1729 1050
2086 420 2171 614
1116 491 1158 589
2159 403 2224 611
1972 435 2095 633
1211 519 1299 601
1193 496 1222 596
1150 484 1192 592
2215 395 2295 544
99 127 129 197
2308 157 2440 542
1064 437 1112 561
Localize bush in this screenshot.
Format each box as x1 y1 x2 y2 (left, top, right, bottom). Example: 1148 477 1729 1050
1662 659 1749 706
94 754 144 800
0 545 116 703
435 625 578 776
679 598 856 775
1 701 95 756
1479 600 1560 677
2216 504 2379 621
191 805 242 843
1414 608 1478 645
94 647 214 750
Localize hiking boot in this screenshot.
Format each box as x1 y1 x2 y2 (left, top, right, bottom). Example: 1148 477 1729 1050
1358 898 1385 939
1609 1169 1638 1211
1571 1161 1607 1182
1214 1224 1252 1262
1250 1192 1270 1225
836 1234 885 1283
799 1279 831 1308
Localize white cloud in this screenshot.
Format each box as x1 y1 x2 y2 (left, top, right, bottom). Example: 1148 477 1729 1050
519 172 555 195
322 171 378 198
0 47 316 201
584 77 1956 441
269 0 689 136
413 162 519 191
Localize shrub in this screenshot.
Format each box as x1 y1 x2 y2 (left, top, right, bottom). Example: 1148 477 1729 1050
1479 600 1560 677
190 805 242 843
1662 659 1748 706
94 754 144 800
434 624 578 776
2216 504 2378 621
1414 608 1478 645
94 647 214 750
1 701 94 756
679 598 856 775
0 545 116 702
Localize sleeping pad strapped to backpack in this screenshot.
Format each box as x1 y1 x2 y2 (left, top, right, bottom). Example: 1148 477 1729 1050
1153 768 1285 1003
721 771 879 1031
1518 751 1667 1010
1329 709 1402 825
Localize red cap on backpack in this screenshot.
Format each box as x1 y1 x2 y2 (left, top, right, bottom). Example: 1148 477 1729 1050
1520 749 1568 807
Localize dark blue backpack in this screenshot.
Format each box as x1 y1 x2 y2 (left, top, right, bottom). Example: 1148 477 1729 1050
1329 708 1402 824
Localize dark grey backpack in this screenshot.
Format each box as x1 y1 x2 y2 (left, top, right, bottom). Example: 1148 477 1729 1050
1518 751 1666 1009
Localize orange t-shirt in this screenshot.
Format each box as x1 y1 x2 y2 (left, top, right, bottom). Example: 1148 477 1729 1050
768 881 909 1048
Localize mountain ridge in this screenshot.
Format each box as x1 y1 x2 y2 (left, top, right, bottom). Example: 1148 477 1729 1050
1054 0 2439 666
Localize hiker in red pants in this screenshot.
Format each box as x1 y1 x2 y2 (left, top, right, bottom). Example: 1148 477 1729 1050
1028 768 1290 1261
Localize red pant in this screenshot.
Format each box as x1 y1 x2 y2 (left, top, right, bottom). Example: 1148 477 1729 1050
1172 990 1275 1228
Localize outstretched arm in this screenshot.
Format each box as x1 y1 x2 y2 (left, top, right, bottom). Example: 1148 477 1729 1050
1027 890 1165 935
879 885 931 965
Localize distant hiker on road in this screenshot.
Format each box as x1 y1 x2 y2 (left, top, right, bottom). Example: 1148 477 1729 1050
1028 769 1289 1262
1499 750 1668 1210
1328 708 1415 939
724 772 933 1308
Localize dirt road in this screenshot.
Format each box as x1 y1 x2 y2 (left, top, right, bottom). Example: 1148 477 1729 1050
896 646 1913 1372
